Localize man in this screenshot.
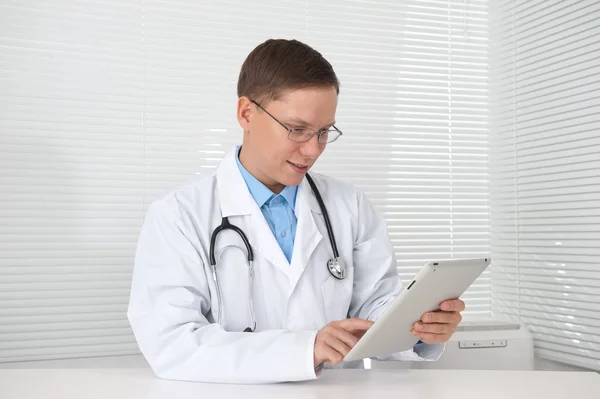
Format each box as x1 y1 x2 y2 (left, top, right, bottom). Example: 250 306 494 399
127 39 464 384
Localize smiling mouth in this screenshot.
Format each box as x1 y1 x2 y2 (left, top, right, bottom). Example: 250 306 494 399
288 161 309 172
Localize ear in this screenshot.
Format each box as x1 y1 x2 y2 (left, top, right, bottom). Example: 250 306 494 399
237 96 253 132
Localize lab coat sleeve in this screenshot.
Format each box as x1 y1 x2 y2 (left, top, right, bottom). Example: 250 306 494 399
127 198 318 384
347 190 445 362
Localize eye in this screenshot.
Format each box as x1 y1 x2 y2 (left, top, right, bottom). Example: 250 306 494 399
290 127 310 135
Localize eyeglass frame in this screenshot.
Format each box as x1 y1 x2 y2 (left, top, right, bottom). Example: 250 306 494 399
250 99 343 144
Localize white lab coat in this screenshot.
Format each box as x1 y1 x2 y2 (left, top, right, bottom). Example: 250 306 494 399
127 146 444 384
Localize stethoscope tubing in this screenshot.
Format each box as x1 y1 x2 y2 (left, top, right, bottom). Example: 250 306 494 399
208 173 343 331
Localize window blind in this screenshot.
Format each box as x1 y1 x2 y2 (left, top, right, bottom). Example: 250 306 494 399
303 0 490 316
0 1 144 362
489 0 600 371
0 0 490 362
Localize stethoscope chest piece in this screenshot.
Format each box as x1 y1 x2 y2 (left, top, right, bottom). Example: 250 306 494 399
327 258 346 280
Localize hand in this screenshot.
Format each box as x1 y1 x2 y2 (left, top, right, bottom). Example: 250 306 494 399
314 318 374 368
412 299 465 345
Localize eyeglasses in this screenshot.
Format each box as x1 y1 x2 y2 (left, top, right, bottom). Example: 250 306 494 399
250 100 343 144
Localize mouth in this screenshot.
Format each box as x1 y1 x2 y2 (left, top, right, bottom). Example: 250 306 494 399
287 161 310 174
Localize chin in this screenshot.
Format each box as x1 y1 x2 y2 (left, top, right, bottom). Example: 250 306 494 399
281 175 304 187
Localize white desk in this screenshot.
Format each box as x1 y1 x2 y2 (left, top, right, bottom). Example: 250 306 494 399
1 358 599 399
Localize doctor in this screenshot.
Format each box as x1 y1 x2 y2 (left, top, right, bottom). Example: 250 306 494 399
127 39 465 384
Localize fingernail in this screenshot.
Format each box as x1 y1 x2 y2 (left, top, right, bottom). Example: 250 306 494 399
415 323 423 331
424 315 431 322
442 303 450 311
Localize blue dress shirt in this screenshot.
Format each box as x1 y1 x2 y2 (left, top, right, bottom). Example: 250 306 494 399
235 147 298 263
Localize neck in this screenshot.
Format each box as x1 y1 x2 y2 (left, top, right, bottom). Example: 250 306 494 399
238 146 285 194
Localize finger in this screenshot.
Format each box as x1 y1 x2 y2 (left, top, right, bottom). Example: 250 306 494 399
338 318 374 332
421 311 462 325
329 325 361 348
324 336 352 359
319 344 345 365
415 332 450 345
347 329 368 340
414 322 454 335
322 333 353 362
439 299 465 312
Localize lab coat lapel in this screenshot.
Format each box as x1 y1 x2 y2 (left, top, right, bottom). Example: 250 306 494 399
288 176 324 291
217 147 290 276
249 213 290 275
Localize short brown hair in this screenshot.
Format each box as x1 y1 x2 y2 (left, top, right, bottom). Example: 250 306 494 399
237 39 340 105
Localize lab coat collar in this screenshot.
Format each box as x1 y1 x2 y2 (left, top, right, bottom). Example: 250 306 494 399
298 174 323 216
216 147 256 217
235 146 298 211
216 146 326 281
218 146 323 217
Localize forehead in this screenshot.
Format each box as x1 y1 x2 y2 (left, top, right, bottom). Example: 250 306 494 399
268 86 338 126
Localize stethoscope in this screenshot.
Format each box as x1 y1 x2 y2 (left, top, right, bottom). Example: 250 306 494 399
209 173 345 332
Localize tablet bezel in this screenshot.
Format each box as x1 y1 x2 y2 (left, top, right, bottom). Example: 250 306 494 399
343 257 491 362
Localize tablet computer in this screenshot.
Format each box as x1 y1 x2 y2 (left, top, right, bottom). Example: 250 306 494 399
343 257 491 362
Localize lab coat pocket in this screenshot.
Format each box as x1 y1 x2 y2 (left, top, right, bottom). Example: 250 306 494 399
320 275 352 322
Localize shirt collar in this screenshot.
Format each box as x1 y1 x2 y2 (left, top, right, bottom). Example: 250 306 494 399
235 146 298 210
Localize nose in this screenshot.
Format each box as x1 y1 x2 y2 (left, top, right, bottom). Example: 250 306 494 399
299 134 324 158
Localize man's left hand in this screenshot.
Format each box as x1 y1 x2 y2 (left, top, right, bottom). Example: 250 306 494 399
412 299 465 344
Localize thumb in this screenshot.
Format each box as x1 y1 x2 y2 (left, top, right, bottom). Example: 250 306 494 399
348 329 369 339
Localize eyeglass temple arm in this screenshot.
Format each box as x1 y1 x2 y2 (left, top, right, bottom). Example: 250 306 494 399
250 99 342 139
250 99 291 132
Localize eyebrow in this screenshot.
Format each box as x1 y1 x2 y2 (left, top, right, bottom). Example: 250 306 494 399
285 117 336 129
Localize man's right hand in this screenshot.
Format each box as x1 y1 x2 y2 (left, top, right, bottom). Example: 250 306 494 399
313 318 374 368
